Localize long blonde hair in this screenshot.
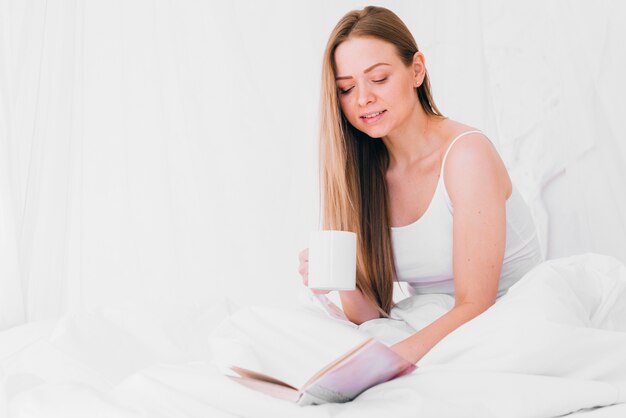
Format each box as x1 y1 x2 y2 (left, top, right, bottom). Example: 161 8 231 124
318 6 444 317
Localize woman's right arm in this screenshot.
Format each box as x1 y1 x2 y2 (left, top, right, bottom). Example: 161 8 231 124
298 248 381 325
337 289 381 325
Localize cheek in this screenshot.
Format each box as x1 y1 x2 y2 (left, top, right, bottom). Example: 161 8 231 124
399 80 418 102
385 80 411 102
339 98 357 120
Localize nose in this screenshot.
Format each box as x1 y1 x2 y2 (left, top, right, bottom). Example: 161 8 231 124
356 84 375 107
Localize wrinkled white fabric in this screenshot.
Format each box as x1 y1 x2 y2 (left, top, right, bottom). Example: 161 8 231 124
1 254 625 417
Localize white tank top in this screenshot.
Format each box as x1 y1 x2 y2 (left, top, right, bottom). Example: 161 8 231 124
390 130 543 298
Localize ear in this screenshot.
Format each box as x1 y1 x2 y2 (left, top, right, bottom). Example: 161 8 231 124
412 51 426 87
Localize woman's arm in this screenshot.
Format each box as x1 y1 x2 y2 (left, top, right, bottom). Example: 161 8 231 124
298 248 380 324
339 288 381 325
390 133 510 363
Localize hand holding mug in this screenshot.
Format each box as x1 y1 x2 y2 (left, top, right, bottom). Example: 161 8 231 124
298 248 331 295
299 230 357 293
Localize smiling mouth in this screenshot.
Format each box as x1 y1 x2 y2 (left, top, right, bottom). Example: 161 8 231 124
360 110 386 119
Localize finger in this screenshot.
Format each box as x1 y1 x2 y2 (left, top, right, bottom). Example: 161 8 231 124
298 264 308 276
298 249 309 262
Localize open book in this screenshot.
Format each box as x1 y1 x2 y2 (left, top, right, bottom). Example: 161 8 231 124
226 336 417 406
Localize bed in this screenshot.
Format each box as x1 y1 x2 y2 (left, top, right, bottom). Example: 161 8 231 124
1 252 625 417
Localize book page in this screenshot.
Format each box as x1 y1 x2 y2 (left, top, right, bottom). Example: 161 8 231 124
229 365 297 389
301 338 417 403
226 374 300 402
301 338 375 387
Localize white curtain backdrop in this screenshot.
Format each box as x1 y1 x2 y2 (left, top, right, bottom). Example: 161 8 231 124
1 0 625 331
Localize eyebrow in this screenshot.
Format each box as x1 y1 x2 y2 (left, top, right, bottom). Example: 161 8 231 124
335 62 391 80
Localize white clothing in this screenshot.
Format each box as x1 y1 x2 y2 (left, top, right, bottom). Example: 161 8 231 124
390 130 543 298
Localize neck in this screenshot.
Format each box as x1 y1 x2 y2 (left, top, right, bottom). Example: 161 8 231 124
381 105 444 171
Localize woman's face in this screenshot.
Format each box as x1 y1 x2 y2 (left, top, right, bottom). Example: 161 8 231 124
334 36 423 139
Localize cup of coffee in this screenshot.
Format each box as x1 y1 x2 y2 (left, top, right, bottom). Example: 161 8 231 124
308 230 357 291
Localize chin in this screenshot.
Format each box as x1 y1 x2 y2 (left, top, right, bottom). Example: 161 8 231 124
358 126 388 139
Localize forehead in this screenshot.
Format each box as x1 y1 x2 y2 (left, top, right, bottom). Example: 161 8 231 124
334 36 401 76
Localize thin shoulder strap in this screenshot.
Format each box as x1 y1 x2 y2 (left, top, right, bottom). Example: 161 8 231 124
439 130 483 178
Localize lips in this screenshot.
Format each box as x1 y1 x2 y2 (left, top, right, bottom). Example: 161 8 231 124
360 110 386 119
360 109 386 124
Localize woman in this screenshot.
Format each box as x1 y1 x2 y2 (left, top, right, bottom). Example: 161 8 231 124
298 6 543 364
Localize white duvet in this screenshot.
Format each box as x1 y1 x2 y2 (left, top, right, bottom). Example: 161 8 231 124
1 253 626 417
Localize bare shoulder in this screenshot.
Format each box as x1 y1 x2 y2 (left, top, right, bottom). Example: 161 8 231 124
441 121 511 201
438 119 495 168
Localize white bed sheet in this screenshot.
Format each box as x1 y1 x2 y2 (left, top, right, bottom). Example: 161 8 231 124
1 253 625 417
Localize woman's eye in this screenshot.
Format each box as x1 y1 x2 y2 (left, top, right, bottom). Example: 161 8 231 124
337 78 386 95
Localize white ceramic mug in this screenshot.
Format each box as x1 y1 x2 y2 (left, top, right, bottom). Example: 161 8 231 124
308 230 357 291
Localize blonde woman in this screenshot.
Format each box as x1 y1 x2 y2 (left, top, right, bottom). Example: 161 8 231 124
298 6 542 364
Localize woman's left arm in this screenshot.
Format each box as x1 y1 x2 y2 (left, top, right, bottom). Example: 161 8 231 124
390 134 509 364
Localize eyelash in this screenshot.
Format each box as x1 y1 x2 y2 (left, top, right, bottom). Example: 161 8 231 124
339 77 388 95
